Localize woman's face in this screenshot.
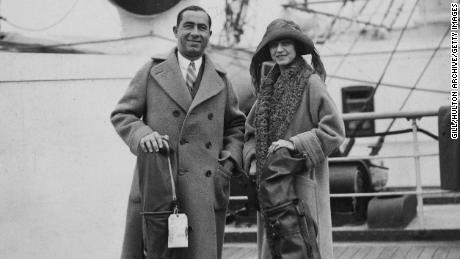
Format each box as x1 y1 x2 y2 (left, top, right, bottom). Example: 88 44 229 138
269 39 297 68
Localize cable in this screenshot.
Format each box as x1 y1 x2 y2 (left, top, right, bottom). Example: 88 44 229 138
379 0 396 26
283 4 390 30
331 0 371 43
321 0 349 42
328 74 450 94
1 0 79 32
326 0 386 85
305 0 370 4
364 0 421 108
4 33 156 51
1 29 254 69
323 46 449 57
366 127 438 140
341 0 421 156
0 77 132 84
397 28 449 111
368 27 449 155
388 0 406 30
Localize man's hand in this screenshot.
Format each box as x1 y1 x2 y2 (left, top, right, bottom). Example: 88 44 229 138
268 139 295 154
139 132 169 153
221 159 235 173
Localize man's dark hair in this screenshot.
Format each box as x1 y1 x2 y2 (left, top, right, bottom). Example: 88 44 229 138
176 5 212 30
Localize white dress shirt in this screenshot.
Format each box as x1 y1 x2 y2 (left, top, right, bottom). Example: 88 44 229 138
177 51 203 82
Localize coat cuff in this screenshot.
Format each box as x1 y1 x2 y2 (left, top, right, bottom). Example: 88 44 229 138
129 126 153 156
218 149 245 177
243 142 256 173
289 132 325 168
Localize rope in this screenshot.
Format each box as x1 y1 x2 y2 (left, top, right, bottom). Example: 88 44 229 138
368 27 449 155
0 77 132 84
331 0 371 42
379 0 396 26
341 0 421 155
364 0 421 107
1 0 79 32
388 0 407 30
326 0 386 84
283 4 390 30
322 0 349 42
397 28 449 111
369 127 438 140
323 46 449 57
328 74 450 94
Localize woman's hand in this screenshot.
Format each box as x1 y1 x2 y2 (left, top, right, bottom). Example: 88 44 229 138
268 139 295 154
249 160 257 176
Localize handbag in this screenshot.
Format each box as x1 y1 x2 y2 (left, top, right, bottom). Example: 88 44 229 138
259 148 321 259
137 148 186 259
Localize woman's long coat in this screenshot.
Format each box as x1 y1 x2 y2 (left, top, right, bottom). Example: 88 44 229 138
243 73 345 259
111 50 245 259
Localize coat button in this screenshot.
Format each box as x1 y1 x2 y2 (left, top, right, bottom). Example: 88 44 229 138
205 170 212 177
208 113 213 120
178 168 188 175
205 142 212 149
172 110 181 117
180 138 188 145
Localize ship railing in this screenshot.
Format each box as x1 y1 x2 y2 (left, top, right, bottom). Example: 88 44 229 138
329 109 441 229
230 109 446 229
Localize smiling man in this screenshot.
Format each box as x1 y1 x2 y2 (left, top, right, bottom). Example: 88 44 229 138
111 5 245 259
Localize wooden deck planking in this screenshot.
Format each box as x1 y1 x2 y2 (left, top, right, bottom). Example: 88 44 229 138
404 246 425 259
376 246 398 259
446 247 460 259
334 246 347 258
417 247 438 259
366 246 385 259
222 242 460 259
222 246 256 259
350 246 373 259
337 246 361 259
391 246 411 259
432 247 449 259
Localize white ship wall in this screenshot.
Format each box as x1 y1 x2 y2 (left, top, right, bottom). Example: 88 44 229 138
0 52 147 258
0 0 453 257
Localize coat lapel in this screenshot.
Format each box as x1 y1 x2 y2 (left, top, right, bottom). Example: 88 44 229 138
189 55 225 111
150 51 192 112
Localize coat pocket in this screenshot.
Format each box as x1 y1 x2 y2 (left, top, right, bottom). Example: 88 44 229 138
213 164 232 211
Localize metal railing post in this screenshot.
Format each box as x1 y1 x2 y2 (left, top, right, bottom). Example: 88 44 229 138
411 118 425 229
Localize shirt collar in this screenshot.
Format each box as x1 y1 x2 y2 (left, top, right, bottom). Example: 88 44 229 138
177 51 203 77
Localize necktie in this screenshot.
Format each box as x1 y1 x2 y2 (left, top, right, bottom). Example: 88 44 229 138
186 61 197 93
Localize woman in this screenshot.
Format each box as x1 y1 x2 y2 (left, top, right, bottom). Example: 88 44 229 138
243 19 345 259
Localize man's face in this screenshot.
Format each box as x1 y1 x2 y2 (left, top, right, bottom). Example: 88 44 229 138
174 10 212 60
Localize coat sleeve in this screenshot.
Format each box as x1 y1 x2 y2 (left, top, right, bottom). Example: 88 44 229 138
221 76 246 173
110 61 154 156
242 101 257 173
289 75 345 168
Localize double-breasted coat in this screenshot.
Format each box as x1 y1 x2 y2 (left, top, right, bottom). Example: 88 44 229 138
243 74 345 259
111 49 245 259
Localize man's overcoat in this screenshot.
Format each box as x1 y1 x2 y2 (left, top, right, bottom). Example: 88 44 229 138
244 74 345 259
111 50 245 259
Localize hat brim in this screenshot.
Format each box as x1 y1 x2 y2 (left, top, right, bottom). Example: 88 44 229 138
253 30 314 61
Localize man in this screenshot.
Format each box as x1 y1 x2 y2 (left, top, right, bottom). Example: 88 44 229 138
111 5 245 259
